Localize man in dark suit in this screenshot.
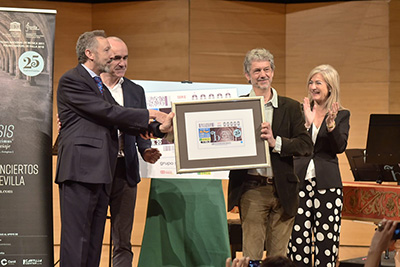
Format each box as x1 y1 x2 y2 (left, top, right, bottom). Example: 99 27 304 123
100 36 160 267
56 30 173 267
228 48 313 260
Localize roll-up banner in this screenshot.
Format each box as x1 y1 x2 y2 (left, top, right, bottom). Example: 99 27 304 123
0 7 56 266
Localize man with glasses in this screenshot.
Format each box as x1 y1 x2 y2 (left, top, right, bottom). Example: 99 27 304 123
100 36 160 267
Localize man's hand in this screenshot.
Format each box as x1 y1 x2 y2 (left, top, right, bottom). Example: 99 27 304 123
143 148 161 164
140 133 153 140
260 122 276 147
148 109 168 123
159 112 174 133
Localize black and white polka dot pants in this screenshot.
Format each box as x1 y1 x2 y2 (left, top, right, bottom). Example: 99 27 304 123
287 178 343 267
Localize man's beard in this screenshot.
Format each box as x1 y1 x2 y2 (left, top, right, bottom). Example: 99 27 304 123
255 80 270 90
98 62 110 74
103 64 110 74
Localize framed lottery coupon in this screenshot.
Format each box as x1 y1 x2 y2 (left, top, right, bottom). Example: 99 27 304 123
172 97 270 173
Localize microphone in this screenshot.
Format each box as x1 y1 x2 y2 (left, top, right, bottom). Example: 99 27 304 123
384 164 398 182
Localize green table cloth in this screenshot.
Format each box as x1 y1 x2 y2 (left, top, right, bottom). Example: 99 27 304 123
138 178 231 267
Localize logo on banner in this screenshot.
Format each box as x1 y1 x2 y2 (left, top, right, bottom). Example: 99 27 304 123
9 22 21 32
18 51 44 77
0 124 14 154
25 22 39 31
23 258 43 265
25 22 43 39
0 258 16 266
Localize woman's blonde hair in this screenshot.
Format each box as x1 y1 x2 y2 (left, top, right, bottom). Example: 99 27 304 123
307 64 345 111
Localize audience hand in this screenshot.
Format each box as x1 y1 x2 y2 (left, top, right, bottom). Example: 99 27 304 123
143 148 161 164
225 257 250 267
260 122 276 147
229 206 239 213
365 219 397 267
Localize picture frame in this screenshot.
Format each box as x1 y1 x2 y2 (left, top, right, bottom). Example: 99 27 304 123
172 97 270 174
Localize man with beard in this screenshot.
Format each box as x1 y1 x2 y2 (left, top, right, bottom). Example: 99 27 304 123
100 36 161 267
228 48 312 261
56 30 173 267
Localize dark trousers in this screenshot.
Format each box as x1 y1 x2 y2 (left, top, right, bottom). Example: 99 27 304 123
59 181 109 267
110 158 138 267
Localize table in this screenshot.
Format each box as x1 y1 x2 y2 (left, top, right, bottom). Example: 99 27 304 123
342 181 400 266
342 181 400 222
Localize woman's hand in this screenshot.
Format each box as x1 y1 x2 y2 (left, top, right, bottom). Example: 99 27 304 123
326 102 339 132
303 97 315 129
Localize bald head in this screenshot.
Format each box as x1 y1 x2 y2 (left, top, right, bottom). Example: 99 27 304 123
108 36 126 47
107 36 129 78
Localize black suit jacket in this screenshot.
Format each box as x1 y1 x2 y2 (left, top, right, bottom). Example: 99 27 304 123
121 78 151 187
228 95 313 217
294 109 350 189
56 64 154 185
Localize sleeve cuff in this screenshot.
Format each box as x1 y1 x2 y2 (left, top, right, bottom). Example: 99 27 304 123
148 122 166 138
272 136 282 154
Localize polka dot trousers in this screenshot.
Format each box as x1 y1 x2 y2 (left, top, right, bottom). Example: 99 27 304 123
287 178 342 267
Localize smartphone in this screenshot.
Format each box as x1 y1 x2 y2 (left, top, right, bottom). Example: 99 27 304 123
248 260 262 267
392 223 400 240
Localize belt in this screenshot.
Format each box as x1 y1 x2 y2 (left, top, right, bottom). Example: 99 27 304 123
246 174 274 186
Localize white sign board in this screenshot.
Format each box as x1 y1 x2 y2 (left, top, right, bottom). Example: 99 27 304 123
134 80 252 179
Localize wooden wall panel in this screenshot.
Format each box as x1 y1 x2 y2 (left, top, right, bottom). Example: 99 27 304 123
389 0 400 113
391 81 400 113
92 0 189 82
190 0 286 92
286 1 389 84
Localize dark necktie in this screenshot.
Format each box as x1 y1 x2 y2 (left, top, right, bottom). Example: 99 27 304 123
93 76 103 95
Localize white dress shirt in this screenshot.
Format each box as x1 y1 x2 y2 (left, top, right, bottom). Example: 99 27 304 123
247 88 281 178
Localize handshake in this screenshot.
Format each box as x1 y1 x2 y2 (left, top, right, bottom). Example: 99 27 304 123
146 109 175 138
